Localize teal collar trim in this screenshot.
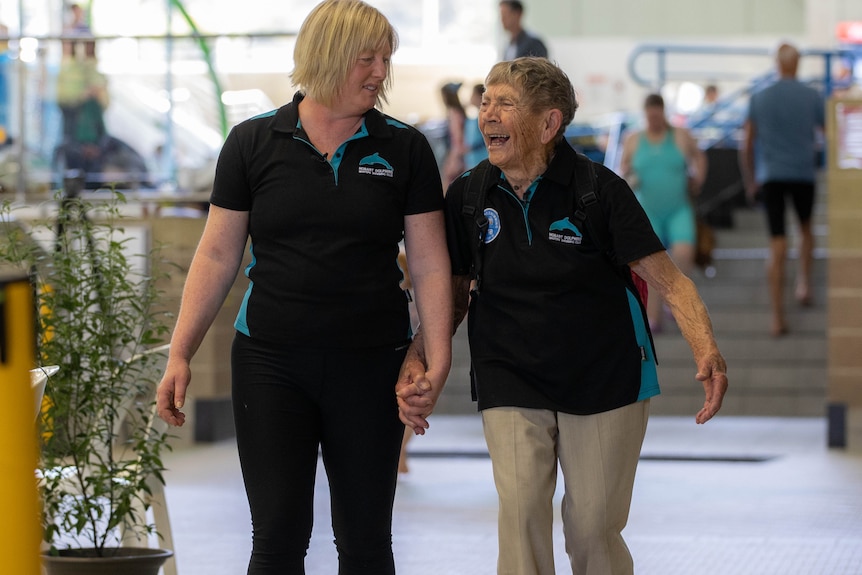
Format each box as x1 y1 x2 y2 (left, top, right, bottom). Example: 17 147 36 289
501 172 543 204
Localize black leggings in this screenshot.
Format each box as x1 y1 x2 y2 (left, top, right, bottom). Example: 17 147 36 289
231 333 408 575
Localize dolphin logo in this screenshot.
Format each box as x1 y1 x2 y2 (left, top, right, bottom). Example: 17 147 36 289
549 217 582 236
359 153 393 170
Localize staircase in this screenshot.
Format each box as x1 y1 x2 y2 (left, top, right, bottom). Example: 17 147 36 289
436 177 829 419
650 181 828 418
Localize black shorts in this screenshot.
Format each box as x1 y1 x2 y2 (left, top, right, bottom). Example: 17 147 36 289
761 180 815 237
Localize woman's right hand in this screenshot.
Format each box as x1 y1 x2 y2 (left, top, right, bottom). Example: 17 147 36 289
395 341 448 435
156 357 192 427
396 370 447 436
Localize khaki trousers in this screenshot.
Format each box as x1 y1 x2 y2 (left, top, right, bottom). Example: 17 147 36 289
482 400 650 575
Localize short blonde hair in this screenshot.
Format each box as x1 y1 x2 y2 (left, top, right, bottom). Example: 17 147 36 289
291 0 399 107
485 57 578 142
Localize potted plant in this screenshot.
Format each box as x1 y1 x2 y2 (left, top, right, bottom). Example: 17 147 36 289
0 189 174 574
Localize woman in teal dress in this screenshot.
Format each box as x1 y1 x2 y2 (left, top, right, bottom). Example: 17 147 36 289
621 93 707 332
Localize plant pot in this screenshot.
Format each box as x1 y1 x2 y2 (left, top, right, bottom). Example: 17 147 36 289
41 547 173 575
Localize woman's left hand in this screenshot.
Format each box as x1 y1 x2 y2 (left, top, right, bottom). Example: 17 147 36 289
694 352 728 424
395 342 439 434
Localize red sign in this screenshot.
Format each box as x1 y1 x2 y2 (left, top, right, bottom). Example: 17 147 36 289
837 22 862 44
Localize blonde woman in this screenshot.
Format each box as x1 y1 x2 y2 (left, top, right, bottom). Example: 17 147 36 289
156 1 452 573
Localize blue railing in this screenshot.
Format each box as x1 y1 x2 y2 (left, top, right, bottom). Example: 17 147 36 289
627 43 860 149
627 43 859 96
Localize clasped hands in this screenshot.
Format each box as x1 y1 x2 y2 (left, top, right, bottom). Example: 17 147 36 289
395 344 442 435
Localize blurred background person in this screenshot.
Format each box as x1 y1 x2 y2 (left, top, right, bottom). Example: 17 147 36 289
463 83 488 170
55 38 108 173
500 0 548 60
65 2 91 36
440 81 467 185
741 42 824 337
703 83 719 106
621 93 707 333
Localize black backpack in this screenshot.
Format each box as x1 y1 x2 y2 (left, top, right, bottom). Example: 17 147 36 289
460 152 648 306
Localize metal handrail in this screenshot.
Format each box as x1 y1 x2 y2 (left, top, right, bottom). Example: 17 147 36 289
626 43 861 150
627 43 859 97
627 44 771 90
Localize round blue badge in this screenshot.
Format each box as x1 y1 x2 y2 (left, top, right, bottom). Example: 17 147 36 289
483 208 501 243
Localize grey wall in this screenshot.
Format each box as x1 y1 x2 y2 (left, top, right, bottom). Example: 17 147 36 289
522 0 862 38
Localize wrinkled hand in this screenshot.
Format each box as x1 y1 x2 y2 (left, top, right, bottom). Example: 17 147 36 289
395 345 440 435
156 358 192 427
694 352 728 424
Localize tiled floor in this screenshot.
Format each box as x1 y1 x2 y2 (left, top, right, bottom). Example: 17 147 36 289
160 415 862 575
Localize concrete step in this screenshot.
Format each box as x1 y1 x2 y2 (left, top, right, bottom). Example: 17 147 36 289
653 331 826 363
691 276 827 309
696 307 825 335
708 202 828 251
650 376 826 417
696 250 828 278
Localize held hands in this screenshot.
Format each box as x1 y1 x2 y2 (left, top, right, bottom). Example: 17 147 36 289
395 343 441 435
694 351 729 424
156 357 192 427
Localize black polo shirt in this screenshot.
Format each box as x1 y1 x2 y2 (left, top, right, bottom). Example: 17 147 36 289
211 92 444 349
445 141 664 415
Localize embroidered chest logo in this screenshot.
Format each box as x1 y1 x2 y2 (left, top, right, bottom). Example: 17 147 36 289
483 208 501 243
548 217 582 245
358 153 395 178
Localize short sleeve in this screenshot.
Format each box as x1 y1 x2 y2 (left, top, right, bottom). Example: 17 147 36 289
404 132 445 216
210 127 251 211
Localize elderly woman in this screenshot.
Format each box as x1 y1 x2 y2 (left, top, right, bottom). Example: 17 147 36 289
156 1 452 573
398 58 727 575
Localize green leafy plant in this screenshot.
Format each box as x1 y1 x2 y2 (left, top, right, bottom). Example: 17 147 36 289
0 192 172 557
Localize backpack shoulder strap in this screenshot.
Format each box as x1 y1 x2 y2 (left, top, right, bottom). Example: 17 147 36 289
461 159 499 291
570 153 650 310
571 152 612 259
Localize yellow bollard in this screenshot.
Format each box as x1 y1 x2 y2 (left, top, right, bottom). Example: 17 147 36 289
0 272 41 575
